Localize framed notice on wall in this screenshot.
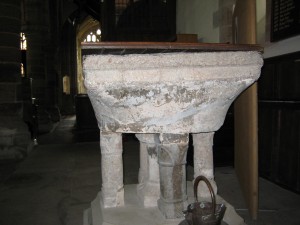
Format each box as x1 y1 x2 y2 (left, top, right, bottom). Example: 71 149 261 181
271 0 300 42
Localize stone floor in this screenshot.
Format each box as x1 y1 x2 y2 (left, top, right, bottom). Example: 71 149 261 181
0 115 299 225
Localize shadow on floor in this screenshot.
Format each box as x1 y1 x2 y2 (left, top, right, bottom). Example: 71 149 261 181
0 115 299 225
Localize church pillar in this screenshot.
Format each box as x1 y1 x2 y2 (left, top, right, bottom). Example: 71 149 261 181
44 0 61 122
23 0 56 133
0 0 32 160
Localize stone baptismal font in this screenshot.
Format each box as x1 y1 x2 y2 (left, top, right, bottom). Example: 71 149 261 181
81 42 263 225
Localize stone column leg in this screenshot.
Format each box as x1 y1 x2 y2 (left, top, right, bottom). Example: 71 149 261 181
192 132 217 198
157 133 189 219
100 132 124 208
135 134 160 207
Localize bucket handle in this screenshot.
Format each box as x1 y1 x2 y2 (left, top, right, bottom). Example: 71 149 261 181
193 175 216 215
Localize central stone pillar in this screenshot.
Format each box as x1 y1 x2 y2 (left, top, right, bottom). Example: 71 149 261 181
100 132 124 208
157 133 189 219
135 134 160 207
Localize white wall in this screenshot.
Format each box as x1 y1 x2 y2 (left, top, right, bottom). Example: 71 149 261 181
263 36 300 59
176 0 219 43
176 0 300 57
256 0 266 45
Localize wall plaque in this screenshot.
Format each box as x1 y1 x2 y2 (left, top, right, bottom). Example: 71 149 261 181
271 0 300 42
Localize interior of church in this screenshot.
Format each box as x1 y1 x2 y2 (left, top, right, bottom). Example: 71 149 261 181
0 0 299 224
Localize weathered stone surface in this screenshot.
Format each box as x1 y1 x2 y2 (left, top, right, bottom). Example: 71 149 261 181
100 132 124 208
84 51 263 134
0 116 32 160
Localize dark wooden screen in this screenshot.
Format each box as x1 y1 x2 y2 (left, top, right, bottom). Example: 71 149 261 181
258 51 300 193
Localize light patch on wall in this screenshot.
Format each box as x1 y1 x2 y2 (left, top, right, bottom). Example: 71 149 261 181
176 0 220 43
213 10 220 28
63 75 70 95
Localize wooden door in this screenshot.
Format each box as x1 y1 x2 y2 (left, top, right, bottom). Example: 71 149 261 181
232 0 259 220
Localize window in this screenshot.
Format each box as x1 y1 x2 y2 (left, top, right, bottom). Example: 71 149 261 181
83 28 101 42
20 32 27 50
20 32 27 77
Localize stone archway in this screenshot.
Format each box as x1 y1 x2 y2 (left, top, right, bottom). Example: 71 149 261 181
76 16 101 94
73 17 101 130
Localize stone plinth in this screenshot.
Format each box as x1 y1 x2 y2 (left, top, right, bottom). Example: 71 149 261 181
83 183 246 225
82 42 263 224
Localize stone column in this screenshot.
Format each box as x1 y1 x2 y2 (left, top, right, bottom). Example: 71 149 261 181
44 0 61 123
0 0 31 160
23 0 54 133
192 132 217 198
100 131 124 208
157 133 189 219
135 134 160 207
